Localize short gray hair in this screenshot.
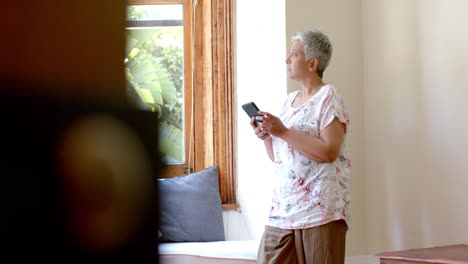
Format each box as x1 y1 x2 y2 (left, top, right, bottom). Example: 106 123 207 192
291 30 333 78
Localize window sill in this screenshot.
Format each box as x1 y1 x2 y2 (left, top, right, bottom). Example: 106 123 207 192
222 204 240 211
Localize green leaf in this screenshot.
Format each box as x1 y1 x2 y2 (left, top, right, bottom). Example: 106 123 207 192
129 29 158 45
125 35 140 54
128 47 140 58
124 68 135 81
161 87 177 105
139 72 159 82
153 92 163 105
159 122 184 162
160 137 183 162
154 104 162 118
132 62 156 80
135 88 154 104
139 80 162 93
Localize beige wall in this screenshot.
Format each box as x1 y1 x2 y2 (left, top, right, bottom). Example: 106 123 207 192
286 0 367 256
362 0 468 254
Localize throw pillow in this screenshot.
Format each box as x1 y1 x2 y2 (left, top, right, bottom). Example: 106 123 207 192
158 166 225 242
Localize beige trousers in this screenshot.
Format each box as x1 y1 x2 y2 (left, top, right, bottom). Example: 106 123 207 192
257 220 347 264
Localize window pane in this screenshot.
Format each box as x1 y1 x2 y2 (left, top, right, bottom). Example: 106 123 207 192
125 5 184 164
126 5 182 21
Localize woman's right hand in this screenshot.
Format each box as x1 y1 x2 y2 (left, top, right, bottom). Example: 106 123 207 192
250 117 270 140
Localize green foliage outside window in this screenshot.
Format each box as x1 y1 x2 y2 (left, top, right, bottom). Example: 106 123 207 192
125 27 185 163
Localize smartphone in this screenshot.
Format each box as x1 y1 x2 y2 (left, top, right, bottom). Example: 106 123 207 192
242 102 262 127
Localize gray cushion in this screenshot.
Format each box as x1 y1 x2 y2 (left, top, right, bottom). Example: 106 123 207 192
158 166 225 242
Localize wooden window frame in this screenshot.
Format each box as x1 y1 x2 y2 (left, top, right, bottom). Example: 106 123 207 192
127 0 237 210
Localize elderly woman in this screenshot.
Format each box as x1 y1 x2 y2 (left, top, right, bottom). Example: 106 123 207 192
251 30 351 264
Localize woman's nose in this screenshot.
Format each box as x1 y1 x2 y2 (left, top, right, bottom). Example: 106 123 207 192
285 58 290 64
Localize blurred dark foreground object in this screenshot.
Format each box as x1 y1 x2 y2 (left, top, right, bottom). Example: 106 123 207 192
1 88 162 263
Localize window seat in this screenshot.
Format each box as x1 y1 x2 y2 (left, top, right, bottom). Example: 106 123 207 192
159 240 259 264
159 240 380 264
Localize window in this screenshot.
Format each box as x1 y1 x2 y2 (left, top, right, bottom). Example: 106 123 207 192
126 4 185 165
126 0 236 209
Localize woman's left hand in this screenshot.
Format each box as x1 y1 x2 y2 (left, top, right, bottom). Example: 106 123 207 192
257 111 288 138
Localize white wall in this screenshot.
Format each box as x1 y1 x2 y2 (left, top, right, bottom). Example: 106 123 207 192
286 0 367 256
224 0 286 241
362 0 468 254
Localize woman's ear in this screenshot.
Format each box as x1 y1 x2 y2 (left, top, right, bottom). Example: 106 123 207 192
308 59 319 72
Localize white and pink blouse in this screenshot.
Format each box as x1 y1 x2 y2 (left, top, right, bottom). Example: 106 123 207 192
268 85 351 230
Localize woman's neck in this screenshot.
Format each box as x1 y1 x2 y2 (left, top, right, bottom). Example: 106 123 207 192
299 78 326 98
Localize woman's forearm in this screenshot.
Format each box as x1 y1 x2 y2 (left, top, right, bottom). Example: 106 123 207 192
279 129 338 163
256 112 345 163
264 136 275 162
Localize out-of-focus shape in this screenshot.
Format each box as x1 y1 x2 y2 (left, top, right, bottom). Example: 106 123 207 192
0 0 126 104
57 114 153 254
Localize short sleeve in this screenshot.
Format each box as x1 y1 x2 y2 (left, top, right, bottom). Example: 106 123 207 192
319 88 350 134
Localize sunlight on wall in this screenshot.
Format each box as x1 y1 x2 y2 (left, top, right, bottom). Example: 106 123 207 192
224 0 286 241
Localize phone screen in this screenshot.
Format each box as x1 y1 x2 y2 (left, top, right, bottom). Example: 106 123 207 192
242 102 262 126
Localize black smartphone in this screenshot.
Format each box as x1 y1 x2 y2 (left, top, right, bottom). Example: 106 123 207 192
242 102 262 127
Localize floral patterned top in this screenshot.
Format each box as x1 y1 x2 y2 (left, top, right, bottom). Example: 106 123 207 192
268 85 351 229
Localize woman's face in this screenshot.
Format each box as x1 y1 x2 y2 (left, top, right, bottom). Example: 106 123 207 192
285 40 310 81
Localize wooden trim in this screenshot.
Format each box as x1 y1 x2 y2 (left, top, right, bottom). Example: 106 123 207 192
159 164 186 178
202 0 214 169
191 0 235 205
222 204 240 211
192 0 205 174
211 0 236 204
